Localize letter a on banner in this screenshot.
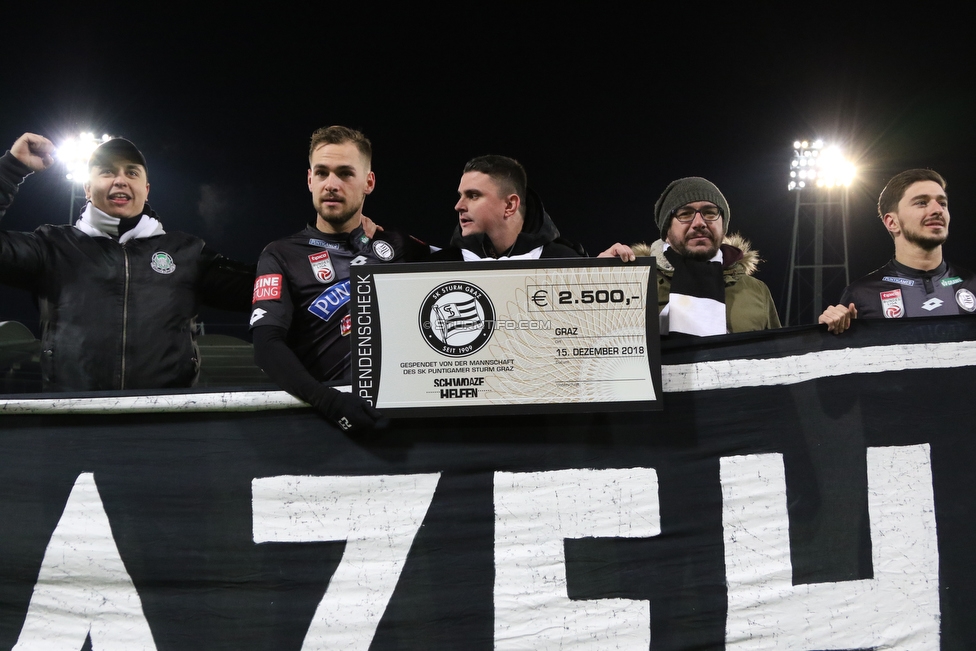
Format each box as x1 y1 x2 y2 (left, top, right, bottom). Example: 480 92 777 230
13 473 157 651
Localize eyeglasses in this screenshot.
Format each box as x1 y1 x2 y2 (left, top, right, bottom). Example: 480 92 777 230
672 205 723 223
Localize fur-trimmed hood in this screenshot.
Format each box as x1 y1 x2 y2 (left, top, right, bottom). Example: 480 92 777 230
632 233 761 282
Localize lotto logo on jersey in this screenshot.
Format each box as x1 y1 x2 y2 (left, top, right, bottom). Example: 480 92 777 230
880 289 905 319
252 274 282 303
308 251 336 284
340 314 352 336
308 280 351 323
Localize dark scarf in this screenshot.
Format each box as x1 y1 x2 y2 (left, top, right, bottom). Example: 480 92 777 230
663 246 727 336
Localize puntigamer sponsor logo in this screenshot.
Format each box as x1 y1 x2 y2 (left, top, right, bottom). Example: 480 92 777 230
309 280 351 322
419 281 496 357
308 238 340 250
882 276 914 286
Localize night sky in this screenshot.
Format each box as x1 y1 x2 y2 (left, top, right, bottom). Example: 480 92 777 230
3 7 974 334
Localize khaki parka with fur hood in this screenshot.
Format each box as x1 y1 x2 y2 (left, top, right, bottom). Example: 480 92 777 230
634 233 781 333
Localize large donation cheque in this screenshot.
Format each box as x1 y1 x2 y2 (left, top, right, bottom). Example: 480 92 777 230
351 259 661 416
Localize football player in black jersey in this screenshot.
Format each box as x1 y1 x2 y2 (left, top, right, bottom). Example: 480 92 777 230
251 126 427 431
820 169 976 332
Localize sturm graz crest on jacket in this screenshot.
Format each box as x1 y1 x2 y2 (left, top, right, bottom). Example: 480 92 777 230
420 281 495 357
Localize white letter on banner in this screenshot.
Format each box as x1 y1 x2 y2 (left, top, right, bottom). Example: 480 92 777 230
494 468 660 650
13 473 157 651
722 445 940 650
252 473 440 651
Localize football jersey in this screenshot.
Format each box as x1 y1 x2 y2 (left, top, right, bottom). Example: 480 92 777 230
250 224 428 381
840 258 976 319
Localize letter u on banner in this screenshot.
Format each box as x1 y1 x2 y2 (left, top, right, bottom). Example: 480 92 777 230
721 445 940 650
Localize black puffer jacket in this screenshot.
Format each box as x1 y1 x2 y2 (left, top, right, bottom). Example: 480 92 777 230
0 152 253 391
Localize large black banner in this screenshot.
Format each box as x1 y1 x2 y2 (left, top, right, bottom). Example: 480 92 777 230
1 317 974 650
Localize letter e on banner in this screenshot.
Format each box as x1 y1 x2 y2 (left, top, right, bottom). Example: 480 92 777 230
494 468 660 650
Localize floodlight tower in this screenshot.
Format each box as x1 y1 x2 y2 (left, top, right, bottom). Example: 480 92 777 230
57 132 111 224
784 139 855 325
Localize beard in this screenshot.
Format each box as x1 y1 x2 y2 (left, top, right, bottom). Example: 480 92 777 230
671 227 721 260
901 222 948 251
316 195 363 229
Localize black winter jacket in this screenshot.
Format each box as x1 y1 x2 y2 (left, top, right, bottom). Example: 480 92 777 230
0 152 253 391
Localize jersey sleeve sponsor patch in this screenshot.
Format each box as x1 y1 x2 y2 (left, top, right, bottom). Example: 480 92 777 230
308 279 351 323
252 274 283 303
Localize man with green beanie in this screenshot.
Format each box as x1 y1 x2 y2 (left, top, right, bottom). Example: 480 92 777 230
601 177 780 335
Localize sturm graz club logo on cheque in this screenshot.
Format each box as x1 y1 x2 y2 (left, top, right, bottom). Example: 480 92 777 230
420 281 495 357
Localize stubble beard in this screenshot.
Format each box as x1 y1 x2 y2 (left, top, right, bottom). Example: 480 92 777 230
674 228 720 261
317 197 363 231
901 223 947 252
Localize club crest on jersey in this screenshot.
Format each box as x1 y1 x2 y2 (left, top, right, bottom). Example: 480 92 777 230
252 274 282 303
956 288 976 312
880 289 904 318
340 314 352 336
308 279 351 322
308 251 335 284
150 251 176 275
372 240 395 261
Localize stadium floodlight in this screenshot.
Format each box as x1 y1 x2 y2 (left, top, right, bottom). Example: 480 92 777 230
785 138 855 326
814 145 856 188
788 139 855 191
57 132 112 183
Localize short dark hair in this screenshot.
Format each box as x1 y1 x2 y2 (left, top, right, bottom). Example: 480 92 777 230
308 125 372 166
462 155 527 203
878 169 946 218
